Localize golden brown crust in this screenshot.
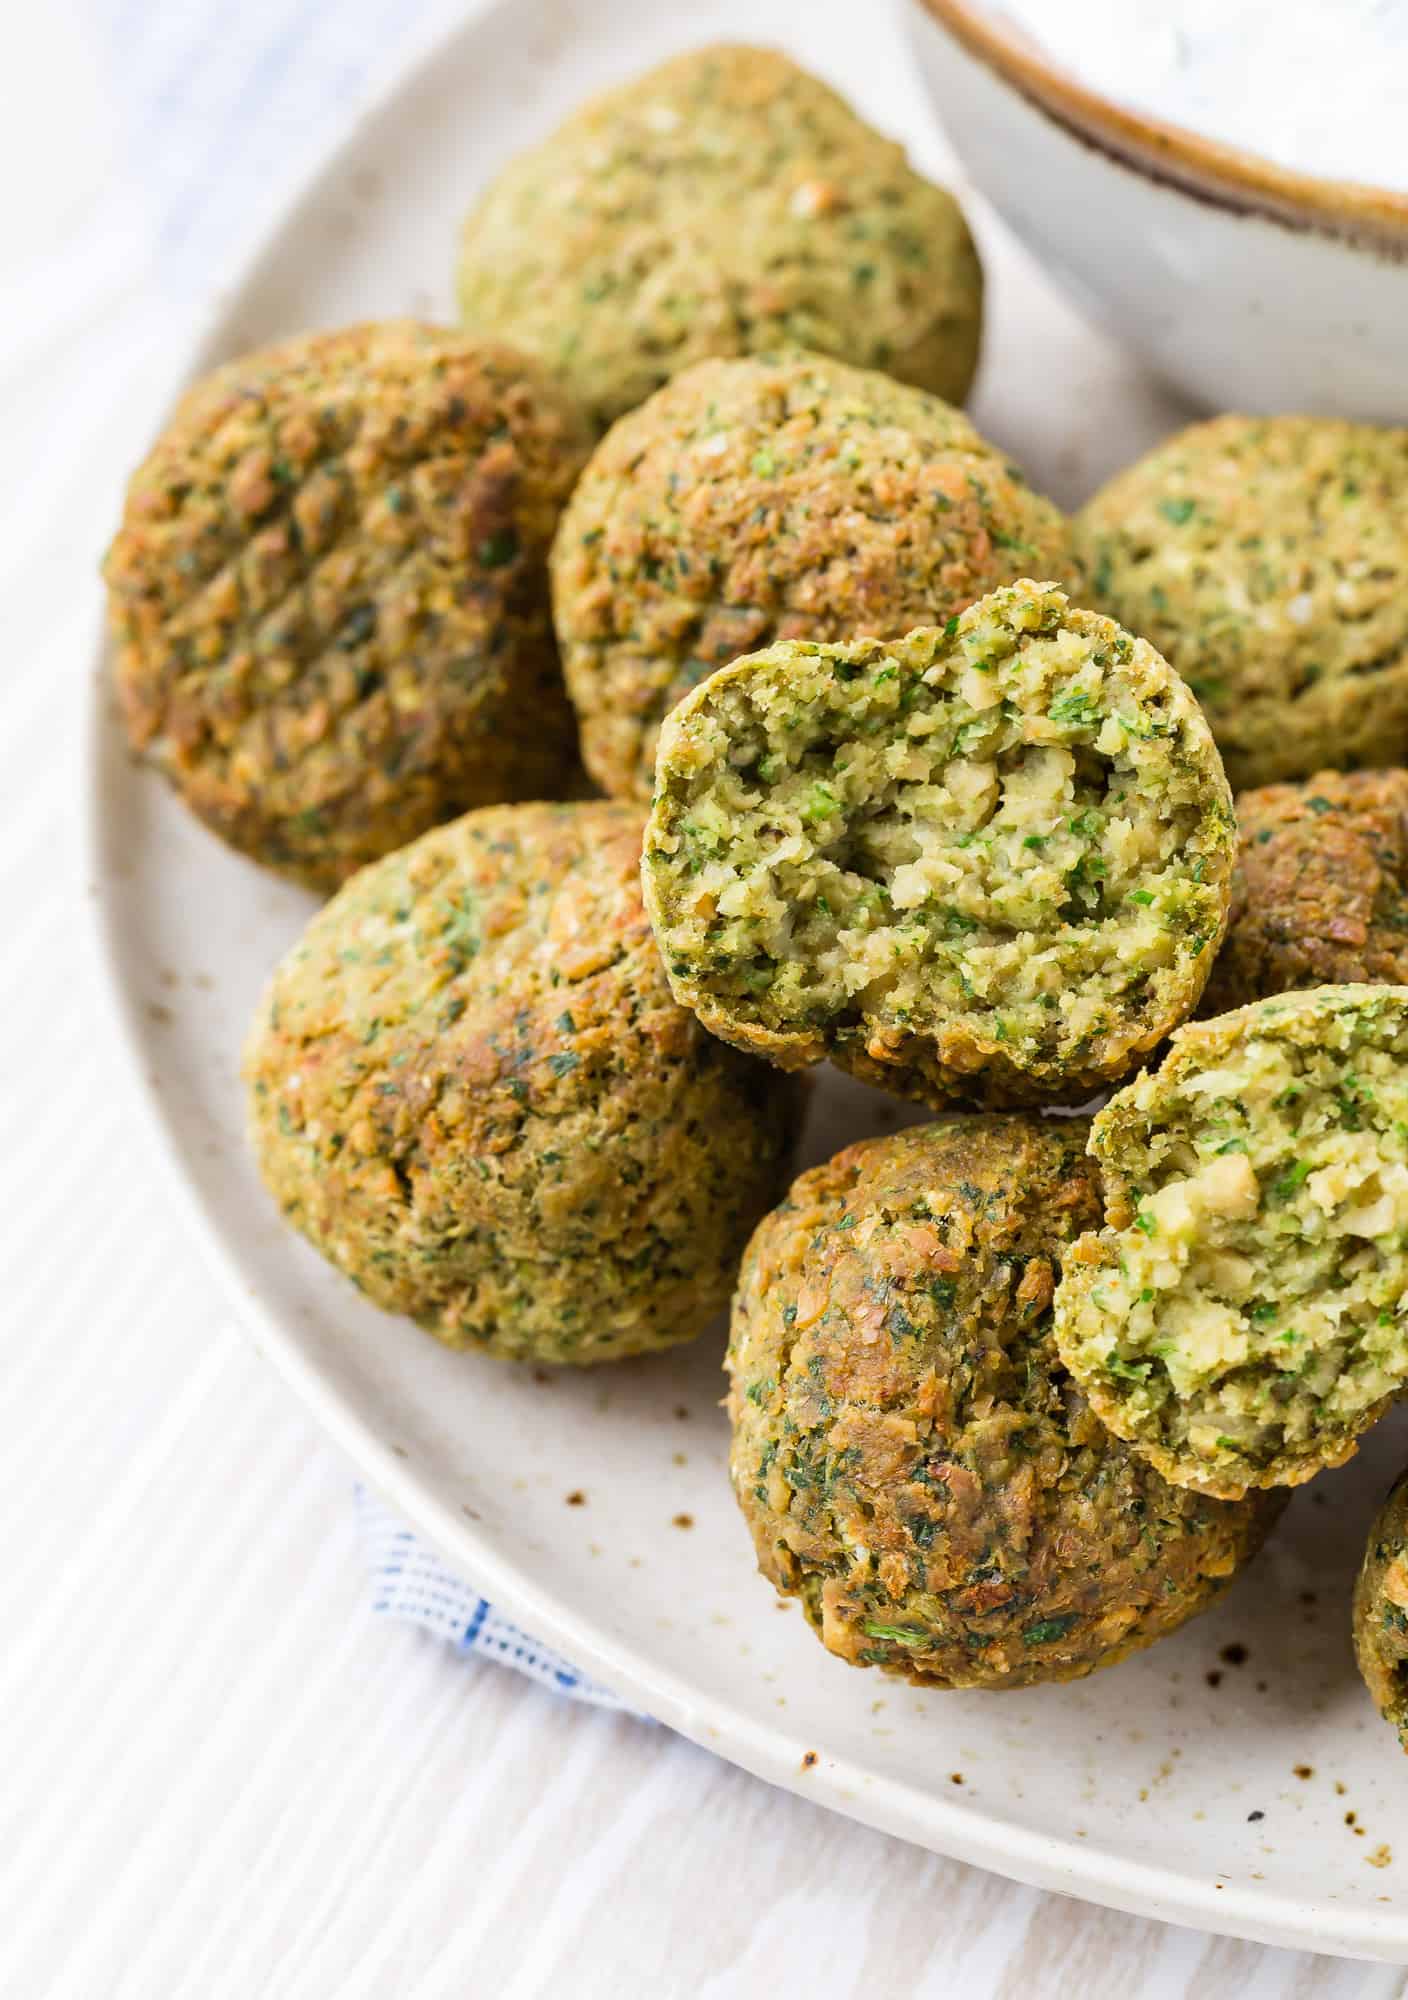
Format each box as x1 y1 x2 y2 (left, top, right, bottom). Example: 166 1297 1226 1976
553 351 1075 799
727 1117 1281 1687
244 800 803 1364
104 323 593 889
1076 414 1408 791
1204 769 1408 1014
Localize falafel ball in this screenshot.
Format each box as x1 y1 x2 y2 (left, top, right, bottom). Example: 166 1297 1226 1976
104 323 594 891
1203 770 1408 1015
727 1117 1281 1689
456 45 983 431
1054 986 1408 1498
1353 1468 1408 1752
1076 415 1408 792
244 800 802 1364
552 350 1077 800
643 581 1233 1110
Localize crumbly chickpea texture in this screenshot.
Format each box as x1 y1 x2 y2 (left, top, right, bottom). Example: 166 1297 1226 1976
1055 986 1408 1497
644 580 1233 1108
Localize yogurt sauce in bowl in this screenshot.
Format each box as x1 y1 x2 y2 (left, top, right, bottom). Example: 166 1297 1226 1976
991 0 1408 194
908 0 1408 419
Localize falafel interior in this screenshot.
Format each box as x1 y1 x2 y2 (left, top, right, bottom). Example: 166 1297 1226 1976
645 580 1232 1105
1055 986 1408 1497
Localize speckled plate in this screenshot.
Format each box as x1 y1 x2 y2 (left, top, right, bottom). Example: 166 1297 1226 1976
88 0 1408 1960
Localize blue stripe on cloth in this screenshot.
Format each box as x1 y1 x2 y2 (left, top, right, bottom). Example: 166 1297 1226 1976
355 1487 639 1713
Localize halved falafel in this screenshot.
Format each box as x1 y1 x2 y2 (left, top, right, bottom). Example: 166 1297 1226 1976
1055 986 1408 1497
456 44 983 429
643 580 1233 1109
727 1116 1281 1689
104 323 593 890
244 801 801 1363
552 350 1076 800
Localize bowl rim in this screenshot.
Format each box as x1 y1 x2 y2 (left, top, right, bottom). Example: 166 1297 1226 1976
914 0 1408 252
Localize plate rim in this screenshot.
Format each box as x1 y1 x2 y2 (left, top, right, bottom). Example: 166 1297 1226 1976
80 0 1408 1960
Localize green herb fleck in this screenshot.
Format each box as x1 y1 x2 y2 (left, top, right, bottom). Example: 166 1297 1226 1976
1024 1614 1077 1646
478 529 519 568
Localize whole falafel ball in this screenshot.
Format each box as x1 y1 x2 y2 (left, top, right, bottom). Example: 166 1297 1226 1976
1203 770 1408 1015
726 1117 1280 1689
456 45 983 431
1076 415 1408 791
1353 1468 1408 1752
644 581 1232 1110
553 351 1078 800
104 324 594 891
244 800 802 1364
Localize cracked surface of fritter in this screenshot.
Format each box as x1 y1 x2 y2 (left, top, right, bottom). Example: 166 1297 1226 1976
1204 769 1408 1015
727 1117 1281 1687
553 350 1075 799
105 323 593 889
1077 416 1408 791
245 800 802 1362
1354 1469 1408 1753
457 44 983 429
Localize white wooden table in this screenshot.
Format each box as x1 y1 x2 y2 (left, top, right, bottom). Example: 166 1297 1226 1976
4 3 1406 1992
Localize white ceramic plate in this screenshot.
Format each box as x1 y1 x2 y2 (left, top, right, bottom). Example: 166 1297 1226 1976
88 0 1408 1959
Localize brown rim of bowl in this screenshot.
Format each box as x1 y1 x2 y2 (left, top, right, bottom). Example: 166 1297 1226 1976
916 0 1408 252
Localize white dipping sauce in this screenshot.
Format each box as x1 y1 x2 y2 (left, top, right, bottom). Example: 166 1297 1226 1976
990 0 1408 192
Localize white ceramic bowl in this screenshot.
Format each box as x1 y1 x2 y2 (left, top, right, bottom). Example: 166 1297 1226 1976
906 0 1408 421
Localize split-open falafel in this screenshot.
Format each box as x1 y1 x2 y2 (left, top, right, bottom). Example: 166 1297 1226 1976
1055 986 1408 1497
644 580 1233 1109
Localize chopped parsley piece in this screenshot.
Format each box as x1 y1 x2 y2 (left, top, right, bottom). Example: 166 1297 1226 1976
1024 1614 1077 1646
